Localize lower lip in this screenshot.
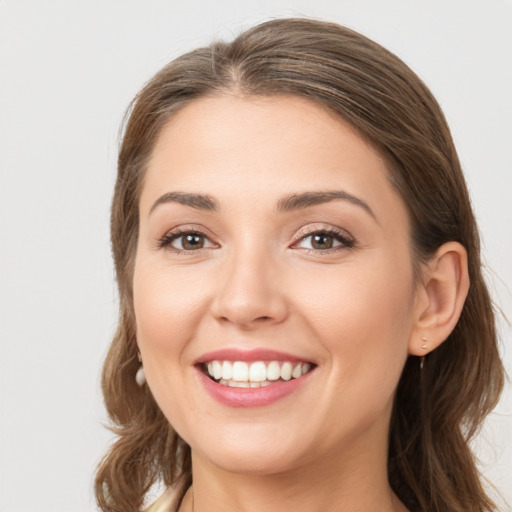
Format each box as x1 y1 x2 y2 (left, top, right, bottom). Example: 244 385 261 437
196 367 313 408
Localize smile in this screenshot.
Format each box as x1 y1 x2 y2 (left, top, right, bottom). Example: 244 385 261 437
195 350 317 407
204 360 312 387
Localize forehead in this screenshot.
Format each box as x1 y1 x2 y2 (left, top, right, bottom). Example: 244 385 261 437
141 94 407 227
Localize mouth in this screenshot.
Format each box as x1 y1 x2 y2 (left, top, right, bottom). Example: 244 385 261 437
194 349 317 407
199 360 315 388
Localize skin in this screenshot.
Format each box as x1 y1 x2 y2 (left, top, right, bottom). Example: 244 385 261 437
133 94 469 512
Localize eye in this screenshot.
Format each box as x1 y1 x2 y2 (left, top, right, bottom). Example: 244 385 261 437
293 229 354 251
159 230 216 252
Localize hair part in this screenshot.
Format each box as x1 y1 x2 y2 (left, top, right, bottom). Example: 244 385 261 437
96 17 504 512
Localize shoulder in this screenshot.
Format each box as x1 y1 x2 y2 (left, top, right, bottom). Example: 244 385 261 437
144 487 177 512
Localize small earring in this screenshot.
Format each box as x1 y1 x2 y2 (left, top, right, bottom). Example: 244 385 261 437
419 337 428 370
136 352 146 387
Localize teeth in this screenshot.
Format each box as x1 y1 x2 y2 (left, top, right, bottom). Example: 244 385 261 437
232 361 249 381
219 378 284 388
267 361 280 381
222 361 233 380
206 360 312 384
249 361 266 382
280 362 292 381
212 361 222 380
291 363 302 379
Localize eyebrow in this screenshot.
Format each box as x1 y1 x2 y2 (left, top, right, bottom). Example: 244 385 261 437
276 190 376 220
149 192 218 216
148 189 376 220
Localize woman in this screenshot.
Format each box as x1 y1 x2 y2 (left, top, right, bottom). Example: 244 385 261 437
95 18 505 512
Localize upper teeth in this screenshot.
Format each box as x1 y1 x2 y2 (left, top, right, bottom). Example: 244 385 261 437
206 360 311 382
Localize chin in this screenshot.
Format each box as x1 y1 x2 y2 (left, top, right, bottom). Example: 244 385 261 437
189 425 310 476
203 449 301 476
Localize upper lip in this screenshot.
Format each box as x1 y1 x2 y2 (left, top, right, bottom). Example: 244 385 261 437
195 348 314 364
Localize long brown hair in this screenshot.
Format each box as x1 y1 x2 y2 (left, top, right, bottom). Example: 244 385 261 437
95 18 505 512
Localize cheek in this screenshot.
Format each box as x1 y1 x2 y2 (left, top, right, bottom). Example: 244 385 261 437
298 264 414 446
296 257 415 392
132 261 208 434
133 261 209 355
301 259 413 336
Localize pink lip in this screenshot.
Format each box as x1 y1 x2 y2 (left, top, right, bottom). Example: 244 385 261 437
195 348 311 364
196 367 314 408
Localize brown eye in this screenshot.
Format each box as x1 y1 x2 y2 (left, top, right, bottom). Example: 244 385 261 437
164 232 214 251
294 229 353 252
180 233 205 250
310 234 334 250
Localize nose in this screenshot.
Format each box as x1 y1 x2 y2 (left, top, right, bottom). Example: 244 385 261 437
210 250 289 330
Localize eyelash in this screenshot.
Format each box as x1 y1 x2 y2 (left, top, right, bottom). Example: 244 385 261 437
158 227 214 253
292 227 354 254
158 226 355 254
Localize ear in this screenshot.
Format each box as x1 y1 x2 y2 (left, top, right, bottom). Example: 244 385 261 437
409 242 470 356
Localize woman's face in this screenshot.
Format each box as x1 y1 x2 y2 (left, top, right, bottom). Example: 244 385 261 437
133 95 423 475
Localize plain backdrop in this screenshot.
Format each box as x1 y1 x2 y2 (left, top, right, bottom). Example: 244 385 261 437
0 1 510 511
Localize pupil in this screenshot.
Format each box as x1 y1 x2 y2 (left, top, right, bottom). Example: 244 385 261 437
183 234 204 250
312 234 333 249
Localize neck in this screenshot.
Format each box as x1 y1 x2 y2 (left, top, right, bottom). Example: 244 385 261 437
180 423 408 512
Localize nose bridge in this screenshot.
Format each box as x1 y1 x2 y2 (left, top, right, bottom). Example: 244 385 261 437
212 236 288 328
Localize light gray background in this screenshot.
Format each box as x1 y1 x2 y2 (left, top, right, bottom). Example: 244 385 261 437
0 1 510 511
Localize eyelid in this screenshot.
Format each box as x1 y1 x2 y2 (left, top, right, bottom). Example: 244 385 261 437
157 224 218 252
291 224 355 251
156 223 354 253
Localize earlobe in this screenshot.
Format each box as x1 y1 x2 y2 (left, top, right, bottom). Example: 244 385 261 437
409 242 470 356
